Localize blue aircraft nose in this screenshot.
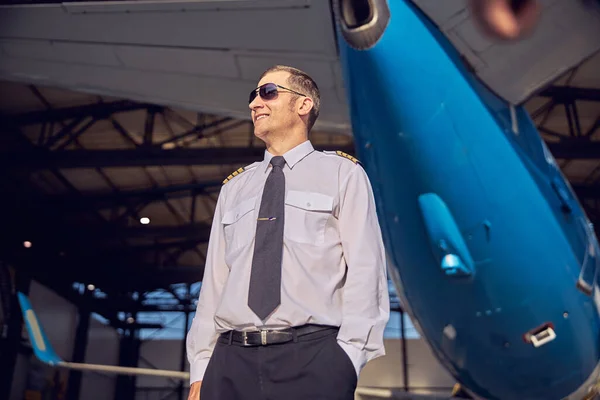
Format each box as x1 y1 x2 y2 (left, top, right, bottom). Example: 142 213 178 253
333 0 600 398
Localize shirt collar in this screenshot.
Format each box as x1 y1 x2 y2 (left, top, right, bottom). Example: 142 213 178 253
262 140 314 172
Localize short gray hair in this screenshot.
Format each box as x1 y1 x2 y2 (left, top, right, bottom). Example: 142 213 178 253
259 65 320 131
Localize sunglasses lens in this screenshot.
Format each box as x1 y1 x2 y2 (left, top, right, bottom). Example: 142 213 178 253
249 83 278 104
260 83 278 100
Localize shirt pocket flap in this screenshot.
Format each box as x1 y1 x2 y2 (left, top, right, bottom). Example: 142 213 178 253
286 191 333 212
222 197 256 225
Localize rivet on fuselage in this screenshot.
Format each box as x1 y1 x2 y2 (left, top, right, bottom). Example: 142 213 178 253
563 312 569 318
394 216 399 223
504 342 510 348
476 312 482 317
485 310 492 316
365 142 371 149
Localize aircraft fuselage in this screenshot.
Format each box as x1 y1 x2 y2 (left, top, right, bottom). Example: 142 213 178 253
335 1 600 399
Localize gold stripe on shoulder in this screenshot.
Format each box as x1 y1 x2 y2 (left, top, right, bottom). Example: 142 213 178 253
335 150 360 165
222 167 250 185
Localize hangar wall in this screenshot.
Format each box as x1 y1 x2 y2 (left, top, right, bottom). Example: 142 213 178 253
136 340 190 400
81 317 120 400
359 339 456 395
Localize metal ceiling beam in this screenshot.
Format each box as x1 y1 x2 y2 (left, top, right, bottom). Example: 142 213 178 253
0 187 209 288
50 181 223 212
546 141 600 159
107 264 205 290
111 320 163 330
573 184 600 199
43 223 210 251
538 86 600 103
72 290 195 315
111 223 211 240
7 101 160 126
1 232 205 292
106 238 206 253
71 263 205 293
0 141 208 295
91 300 196 314
1 145 356 168
157 117 236 147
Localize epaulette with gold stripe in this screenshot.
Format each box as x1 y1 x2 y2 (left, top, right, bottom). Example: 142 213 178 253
222 162 259 185
325 150 361 165
222 167 246 185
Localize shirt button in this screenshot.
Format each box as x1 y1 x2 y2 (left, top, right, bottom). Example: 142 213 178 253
307 203 311 207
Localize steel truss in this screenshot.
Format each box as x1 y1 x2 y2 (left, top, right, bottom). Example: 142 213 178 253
534 85 600 231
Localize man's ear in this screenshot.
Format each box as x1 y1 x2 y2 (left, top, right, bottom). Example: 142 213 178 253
297 97 313 117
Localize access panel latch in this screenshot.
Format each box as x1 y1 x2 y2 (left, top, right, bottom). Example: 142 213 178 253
523 322 556 348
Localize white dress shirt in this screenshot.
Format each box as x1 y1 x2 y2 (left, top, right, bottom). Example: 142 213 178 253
186 140 390 384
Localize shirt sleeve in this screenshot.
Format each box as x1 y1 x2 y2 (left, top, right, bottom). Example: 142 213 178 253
186 190 229 385
336 164 390 378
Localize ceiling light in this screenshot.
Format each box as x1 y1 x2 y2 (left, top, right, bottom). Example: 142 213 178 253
23 241 32 248
87 284 95 291
140 217 150 225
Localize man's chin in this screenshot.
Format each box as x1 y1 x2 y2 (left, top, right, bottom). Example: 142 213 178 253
253 128 268 140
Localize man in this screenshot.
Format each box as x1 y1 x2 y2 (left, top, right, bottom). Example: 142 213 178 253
186 65 389 400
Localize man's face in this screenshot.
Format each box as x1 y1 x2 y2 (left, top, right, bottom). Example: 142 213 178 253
249 71 300 139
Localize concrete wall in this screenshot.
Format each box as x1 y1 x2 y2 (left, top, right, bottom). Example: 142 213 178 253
358 338 457 396
30 281 78 360
136 340 189 400
81 315 119 400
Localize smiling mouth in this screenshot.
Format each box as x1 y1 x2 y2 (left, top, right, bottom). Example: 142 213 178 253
255 115 269 122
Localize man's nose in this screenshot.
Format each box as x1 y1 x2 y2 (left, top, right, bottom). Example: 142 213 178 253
249 93 263 110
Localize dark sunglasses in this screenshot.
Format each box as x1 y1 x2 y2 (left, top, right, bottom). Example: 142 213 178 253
249 82 307 104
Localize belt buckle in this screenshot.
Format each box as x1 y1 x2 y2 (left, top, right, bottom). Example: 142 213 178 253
242 332 248 346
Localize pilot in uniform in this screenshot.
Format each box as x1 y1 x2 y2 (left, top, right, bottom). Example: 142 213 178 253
186 67 389 400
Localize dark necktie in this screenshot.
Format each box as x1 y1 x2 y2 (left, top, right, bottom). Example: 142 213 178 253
248 156 286 321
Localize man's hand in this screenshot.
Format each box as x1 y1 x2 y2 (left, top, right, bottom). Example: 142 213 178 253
187 381 202 400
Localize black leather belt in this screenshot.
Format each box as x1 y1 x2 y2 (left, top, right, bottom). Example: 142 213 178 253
220 324 337 346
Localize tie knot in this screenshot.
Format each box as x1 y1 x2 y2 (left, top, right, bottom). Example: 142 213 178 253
270 156 286 169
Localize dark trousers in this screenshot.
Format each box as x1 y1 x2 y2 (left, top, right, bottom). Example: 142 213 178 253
200 328 358 400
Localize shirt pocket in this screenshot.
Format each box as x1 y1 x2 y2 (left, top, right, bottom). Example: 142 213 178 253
222 196 257 252
285 190 334 245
